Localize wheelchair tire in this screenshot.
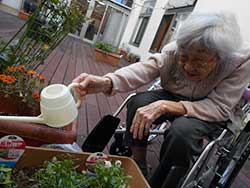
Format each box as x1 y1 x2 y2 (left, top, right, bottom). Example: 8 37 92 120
109 142 132 157
220 141 250 187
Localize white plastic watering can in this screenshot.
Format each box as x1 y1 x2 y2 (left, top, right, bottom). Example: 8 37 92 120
0 83 81 128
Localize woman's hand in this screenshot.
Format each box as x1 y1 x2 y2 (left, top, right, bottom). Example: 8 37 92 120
130 100 186 140
130 100 166 140
72 73 112 99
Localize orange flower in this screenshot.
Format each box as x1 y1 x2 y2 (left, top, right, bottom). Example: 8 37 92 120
32 92 40 101
1 75 16 84
43 44 49 49
17 65 25 71
37 74 45 81
0 74 6 81
7 66 17 72
27 70 37 75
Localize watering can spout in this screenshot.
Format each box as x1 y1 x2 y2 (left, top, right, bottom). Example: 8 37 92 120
0 115 45 124
0 83 81 128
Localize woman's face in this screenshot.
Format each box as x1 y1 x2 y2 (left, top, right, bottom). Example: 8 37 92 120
178 43 218 82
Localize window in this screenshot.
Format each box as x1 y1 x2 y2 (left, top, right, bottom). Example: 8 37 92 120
132 16 149 46
150 14 174 52
150 12 190 53
121 0 133 7
130 0 156 46
170 13 190 41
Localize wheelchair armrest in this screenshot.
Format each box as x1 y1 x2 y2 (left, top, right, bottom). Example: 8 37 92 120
113 93 136 117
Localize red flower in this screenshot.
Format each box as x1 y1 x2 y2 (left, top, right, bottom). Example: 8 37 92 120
28 70 37 75
32 92 40 101
37 74 45 81
7 66 17 72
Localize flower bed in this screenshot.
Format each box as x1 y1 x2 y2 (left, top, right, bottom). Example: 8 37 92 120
0 65 77 146
94 41 121 67
0 65 43 112
12 147 150 188
95 48 121 67
0 0 85 146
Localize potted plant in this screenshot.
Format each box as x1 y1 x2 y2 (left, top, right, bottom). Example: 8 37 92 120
0 0 85 146
9 147 150 188
0 65 43 116
19 0 39 20
12 155 129 187
94 41 121 67
0 165 13 188
0 65 78 146
1 0 85 70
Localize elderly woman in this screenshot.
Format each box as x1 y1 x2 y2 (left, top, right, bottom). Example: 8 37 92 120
73 12 250 187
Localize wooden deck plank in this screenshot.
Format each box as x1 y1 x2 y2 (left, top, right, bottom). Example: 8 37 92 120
75 41 88 145
63 38 77 85
40 51 64 85
50 38 74 84
81 47 102 135
36 37 69 78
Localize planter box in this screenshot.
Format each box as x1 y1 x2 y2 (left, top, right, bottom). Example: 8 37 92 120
0 120 77 146
95 48 121 67
16 146 150 188
0 94 77 146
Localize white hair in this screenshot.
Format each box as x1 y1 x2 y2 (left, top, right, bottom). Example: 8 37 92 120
176 11 242 61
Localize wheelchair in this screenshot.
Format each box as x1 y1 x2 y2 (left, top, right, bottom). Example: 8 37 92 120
109 78 168 157
180 99 250 188
109 79 250 188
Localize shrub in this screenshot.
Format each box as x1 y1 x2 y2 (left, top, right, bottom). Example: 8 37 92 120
95 42 117 53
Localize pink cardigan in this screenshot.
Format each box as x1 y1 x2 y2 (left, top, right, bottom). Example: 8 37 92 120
105 42 250 133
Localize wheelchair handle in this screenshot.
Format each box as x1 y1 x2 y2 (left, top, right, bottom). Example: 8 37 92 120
113 78 162 117
113 93 136 117
115 127 166 135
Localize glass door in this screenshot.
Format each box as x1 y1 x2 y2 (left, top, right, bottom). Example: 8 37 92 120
83 1 106 41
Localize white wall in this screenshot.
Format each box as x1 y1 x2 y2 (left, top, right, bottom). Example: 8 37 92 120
120 0 250 61
194 0 250 47
119 0 167 61
2 0 23 10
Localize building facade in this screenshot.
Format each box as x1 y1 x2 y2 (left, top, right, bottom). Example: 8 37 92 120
119 0 197 61
1 0 23 12
78 0 131 48
119 0 250 61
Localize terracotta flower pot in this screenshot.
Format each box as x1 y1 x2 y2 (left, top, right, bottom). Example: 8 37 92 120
18 10 31 21
0 93 77 146
0 93 39 116
95 48 121 67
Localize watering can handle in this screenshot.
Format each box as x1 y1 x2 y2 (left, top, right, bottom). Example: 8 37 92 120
68 83 82 108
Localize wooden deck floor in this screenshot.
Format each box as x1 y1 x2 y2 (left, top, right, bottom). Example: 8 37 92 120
0 10 249 187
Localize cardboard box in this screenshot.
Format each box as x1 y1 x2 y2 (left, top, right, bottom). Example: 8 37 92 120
16 146 150 188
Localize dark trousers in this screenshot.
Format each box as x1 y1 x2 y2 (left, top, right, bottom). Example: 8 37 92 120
124 89 227 188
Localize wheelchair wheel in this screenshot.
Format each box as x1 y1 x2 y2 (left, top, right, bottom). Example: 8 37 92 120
217 124 250 187
109 141 132 157
218 143 250 187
